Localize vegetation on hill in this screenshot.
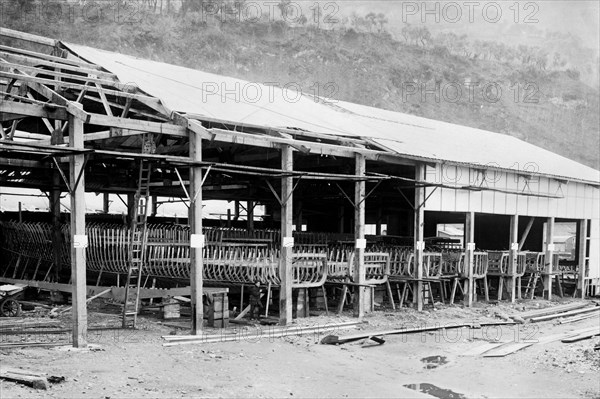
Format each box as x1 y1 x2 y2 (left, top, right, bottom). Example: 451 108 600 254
2 0 598 169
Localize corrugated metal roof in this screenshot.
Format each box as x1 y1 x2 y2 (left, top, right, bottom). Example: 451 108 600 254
64 43 600 184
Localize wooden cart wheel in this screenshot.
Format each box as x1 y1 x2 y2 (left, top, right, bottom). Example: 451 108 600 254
0 298 22 317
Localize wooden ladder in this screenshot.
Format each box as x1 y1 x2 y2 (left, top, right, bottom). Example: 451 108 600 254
122 158 152 328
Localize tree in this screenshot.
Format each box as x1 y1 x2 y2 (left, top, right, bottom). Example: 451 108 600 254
375 13 388 33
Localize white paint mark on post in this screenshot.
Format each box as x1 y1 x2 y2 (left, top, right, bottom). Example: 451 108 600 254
73 234 88 248
190 234 205 248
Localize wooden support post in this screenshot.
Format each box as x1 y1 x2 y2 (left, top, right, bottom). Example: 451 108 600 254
189 131 203 334
414 164 425 311
247 201 254 233
465 212 475 306
50 170 62 282
376 201 382 236
68 106 87 348
279 145 293 325
296 201 303 232
544 217 555 300
577 219 588 299
354 153 366 318
151 195 158 216
234 201 240 220
103 193 110 214
127 194 135 224
509 214 519 303
338 203 345 234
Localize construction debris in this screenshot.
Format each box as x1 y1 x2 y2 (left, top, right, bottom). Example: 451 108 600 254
0 367 49 389
512 302 591 321
529 305 600 323
320 321 516 345
163 321 363 346
560 328 600 343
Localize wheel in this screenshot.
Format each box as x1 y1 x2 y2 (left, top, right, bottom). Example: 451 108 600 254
0 298 22 317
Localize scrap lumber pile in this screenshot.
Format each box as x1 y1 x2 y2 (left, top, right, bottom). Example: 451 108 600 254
509 302 599 324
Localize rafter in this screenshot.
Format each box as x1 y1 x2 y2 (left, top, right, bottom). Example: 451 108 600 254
0 61 119 86
0 52 117 79
0 44 102 69
0 71 161 105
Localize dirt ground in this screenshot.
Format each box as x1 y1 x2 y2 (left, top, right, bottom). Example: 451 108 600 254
1 298 599 399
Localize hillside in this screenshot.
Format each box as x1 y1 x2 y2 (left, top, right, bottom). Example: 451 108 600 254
2 6 599 170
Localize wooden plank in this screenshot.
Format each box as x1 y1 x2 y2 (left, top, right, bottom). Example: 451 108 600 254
459 342 507 356
0 27 56 47
0 101 68 120
58 288 112 314
322 323 476 345
558 312 600 324
279 145 293 325
163 321 362 344
530 306 599 322
482 342 533 357
517 302 590 319
561 329 600 343
189 129 203 334
354 153 366 317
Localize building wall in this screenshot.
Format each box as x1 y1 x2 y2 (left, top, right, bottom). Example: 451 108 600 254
423 164 599 219
423 164 600 283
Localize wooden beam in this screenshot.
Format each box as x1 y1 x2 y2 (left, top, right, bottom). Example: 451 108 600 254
508 214 519 303
88 115 187 137
0 27 57 47
0 51 116 79
465 212 475 306
414 164 425 311
0 71 160 105
209 127 381 160
24 80 90 122
95 83 113 116
518 217 535 250
544 217 555 300
0 44 102 69
0 61 118 86
189 130 204 334
577 219 588 299
354 153 367 317
0 101 68 120
68 103 87 348
279 145 293 325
